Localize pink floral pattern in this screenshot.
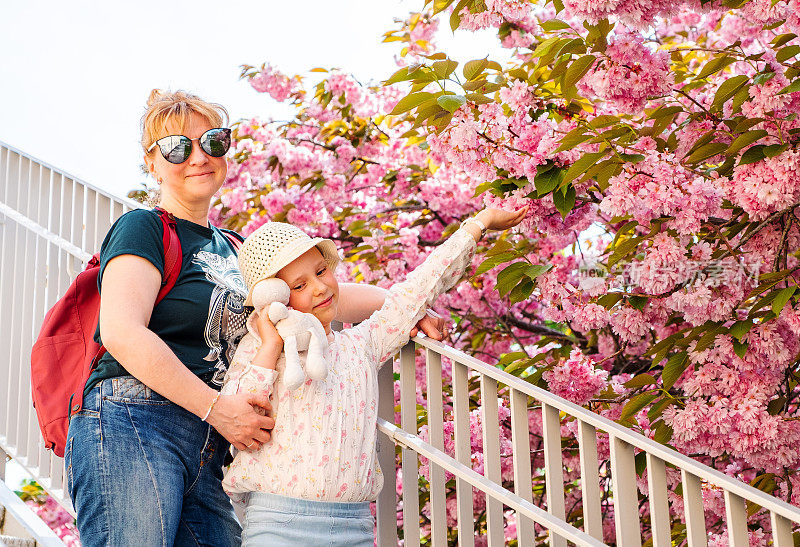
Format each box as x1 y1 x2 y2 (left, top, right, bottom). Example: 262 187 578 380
222 229 475 502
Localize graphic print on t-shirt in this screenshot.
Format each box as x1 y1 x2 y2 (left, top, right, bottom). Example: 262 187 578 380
193 250 249 385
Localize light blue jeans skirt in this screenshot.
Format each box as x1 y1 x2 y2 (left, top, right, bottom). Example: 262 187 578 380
242 492 375 546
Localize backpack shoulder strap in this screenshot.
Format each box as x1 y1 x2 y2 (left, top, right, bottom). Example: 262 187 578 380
220 229 243 252
87 208 182 373
154 208 182 303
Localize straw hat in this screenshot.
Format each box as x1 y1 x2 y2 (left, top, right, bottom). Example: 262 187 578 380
238 222 340 306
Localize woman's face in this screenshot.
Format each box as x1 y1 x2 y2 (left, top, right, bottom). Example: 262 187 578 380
145 112 227 206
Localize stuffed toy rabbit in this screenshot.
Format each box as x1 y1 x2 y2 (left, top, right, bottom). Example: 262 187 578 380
251 278 329 390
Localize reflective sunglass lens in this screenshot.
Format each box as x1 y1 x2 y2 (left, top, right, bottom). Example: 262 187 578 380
159 136 192 164
200 128 231 157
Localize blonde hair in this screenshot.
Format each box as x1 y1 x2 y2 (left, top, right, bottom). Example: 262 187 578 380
141 89 229 154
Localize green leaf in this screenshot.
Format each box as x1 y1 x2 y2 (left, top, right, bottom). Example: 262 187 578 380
390 92 435 115
553 184 577 218
771 286 796 316
686 142 727 164
738 144 766 165
432 59 459 79
662 351 689 390
384 66 413 86
764 143 789 158
531 36 563 58
732 339 748 359
624 374 657 388
772 33 798 48
564 54 596 89
486 239 514 257
524 264 553 280
589 115 620 129
449 0 469 30
729 320 754 340
509 279 536 304
534 164 565 196
629 295 648 311
540 19 572 31
778 79 800 95
620 391 659 422
563 151 607 185
465 93 492 105
463 58 489 81
554 128 593 153
695 324 725 352
696 56 735 80
649 105 683 119
712 75 749 110
635 451 647 476
496 262 530 297
597 293 624 309
726 130 768 155
437 94 467 112
653 423 673 444
432 0 454 14
767 396 787 415
776 45 800 63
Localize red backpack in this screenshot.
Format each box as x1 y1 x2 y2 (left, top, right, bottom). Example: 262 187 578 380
31 208 182 457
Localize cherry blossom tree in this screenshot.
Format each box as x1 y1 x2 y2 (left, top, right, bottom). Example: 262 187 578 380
198 0 800 542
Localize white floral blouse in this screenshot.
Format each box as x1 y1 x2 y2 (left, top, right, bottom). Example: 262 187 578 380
221 228 476 502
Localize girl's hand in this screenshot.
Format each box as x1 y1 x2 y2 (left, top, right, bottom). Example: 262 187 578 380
252 309 283 370
253 308 283 348
475 206 529 232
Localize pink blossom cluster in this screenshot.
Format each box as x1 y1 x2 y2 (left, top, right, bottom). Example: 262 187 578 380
579 31 673 114
25 497 80 546
248 64 302 102
543 348 608 404
600 149 725 235
728 150 800 221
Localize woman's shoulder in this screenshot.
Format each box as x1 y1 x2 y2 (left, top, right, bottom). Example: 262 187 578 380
101 208 164 253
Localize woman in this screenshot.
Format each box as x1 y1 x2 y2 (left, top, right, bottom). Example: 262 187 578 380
65 89 445 546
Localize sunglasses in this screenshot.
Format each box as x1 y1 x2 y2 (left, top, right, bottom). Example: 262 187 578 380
147 127 232 164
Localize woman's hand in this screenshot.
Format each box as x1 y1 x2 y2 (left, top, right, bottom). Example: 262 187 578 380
475 206 529 232
207 392 274 452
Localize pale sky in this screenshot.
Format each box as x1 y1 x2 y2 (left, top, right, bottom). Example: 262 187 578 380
1 0 501 199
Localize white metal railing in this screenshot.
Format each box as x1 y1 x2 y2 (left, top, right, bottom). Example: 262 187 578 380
2 140 800 545
377 336 800 546
0 141 139 517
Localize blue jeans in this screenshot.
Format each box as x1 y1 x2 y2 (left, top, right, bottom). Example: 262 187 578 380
242 492 374 547
66 376 241 546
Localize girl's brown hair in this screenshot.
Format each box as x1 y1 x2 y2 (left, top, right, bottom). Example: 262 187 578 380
141 89 229 154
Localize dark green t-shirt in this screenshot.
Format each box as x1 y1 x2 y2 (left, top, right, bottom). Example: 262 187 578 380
84 209 249 397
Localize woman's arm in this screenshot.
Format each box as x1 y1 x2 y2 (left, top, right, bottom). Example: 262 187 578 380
99 254 274 451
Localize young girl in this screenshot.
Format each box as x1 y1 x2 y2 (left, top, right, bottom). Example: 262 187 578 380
221 207 527 545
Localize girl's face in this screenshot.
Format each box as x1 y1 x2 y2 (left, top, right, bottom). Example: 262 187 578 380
145 112 227 207
277 248 339 333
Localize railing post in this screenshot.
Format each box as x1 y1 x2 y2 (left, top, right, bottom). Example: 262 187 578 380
724 490 748 547
376 358 399 547
452 360 475 547
645 454 671 547
425 349 447 546
681 470 707 546
510 390 534 547
400 343 420 546
610 436 641 547
577 420 603 541
542 403 566 547
480 376 504 546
